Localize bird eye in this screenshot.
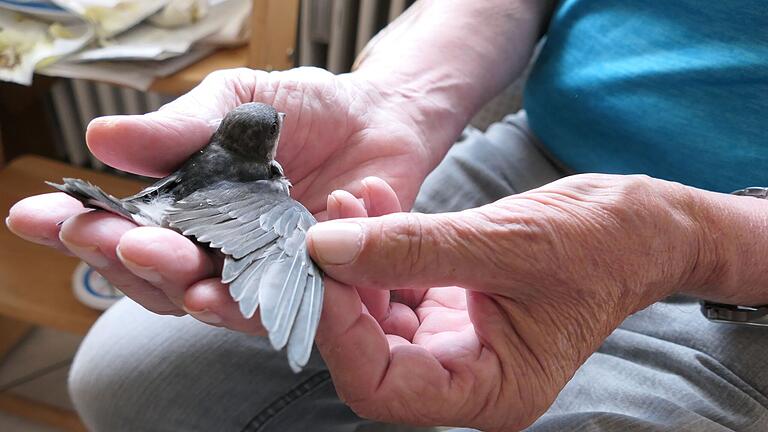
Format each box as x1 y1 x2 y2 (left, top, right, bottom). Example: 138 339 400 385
270 122 278 135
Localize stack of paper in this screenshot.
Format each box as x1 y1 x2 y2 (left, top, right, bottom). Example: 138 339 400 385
0 0 251 88
0 7 92 85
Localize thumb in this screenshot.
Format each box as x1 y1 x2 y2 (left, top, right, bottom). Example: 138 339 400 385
307 211 491 290
86 68 263 177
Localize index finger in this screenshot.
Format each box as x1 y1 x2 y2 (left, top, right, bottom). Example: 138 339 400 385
6 193 89 251
315 278 390 403
315 278 449 423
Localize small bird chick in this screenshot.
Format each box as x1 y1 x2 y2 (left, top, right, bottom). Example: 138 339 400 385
49 103 323 372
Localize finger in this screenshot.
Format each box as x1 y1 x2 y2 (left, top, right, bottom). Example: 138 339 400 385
116 227 215 305
326 194 341 220
328 191 366 219
386 334 411 349
329 190 367 219
379 302 419 341
329 190 391 321
390 289 428 309
359 177 430 306
313 210 329 222
307 209 488 291
318 194 369 221
316 278 449 423
59 212 182 315
360 176 401 216
6 193 89 251
183 277 266 335
331 187 418 338
315 278 390 404
86 68 262 177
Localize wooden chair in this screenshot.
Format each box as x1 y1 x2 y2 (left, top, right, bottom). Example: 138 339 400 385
0 157 147 431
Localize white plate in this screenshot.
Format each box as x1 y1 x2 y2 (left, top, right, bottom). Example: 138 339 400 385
0 0 75 20
72 261 124 310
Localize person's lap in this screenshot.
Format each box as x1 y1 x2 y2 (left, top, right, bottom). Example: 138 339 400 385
69 112 768 431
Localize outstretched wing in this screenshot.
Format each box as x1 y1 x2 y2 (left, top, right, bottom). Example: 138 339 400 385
165 180 323 372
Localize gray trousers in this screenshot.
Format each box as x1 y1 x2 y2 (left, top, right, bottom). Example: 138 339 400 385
69 113 768 431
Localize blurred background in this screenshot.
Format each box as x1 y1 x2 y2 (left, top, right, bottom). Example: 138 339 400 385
0 1 522 430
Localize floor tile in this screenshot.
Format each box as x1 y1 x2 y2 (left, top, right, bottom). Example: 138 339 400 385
0 328 81 386
9 365 74 411
0 327 82 426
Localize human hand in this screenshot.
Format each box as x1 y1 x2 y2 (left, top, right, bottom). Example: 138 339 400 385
6 67 443 324
309 174 709 431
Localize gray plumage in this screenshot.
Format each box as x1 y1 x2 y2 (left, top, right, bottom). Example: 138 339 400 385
47 103 323 372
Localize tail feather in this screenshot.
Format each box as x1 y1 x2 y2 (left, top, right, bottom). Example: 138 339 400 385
47 178 138 221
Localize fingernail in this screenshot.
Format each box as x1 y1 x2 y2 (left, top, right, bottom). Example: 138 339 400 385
89 116 118 128
116 246 163 284
327 193 340 207
60 237 110 268
308 222 363 265
184 307 223 325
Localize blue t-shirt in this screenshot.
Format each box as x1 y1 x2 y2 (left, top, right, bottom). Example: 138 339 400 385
524 0 767 192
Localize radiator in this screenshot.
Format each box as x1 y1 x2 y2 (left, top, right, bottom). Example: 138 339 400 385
48 79 173 170
299 0 415 72
50 1 414 169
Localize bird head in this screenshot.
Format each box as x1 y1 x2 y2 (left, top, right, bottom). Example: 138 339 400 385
214 102 285 162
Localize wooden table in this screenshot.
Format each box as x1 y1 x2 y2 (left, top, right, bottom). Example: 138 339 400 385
0 156 145 431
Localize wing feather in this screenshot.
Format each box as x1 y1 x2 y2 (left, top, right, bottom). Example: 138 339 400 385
233 252 282 318
275 208 300 236
287 273 323 372
224 197 273 220
171 213 231 231
222 255 256 284
260 201 293 228
259 252 302 339
163 206 221 223
166 180 323 371
225 230 279 259
193 219 263 243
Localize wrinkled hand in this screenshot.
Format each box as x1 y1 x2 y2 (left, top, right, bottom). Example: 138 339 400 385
6 67 434 328
310 174 706 431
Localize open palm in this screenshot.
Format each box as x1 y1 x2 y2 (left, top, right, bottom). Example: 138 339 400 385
88 66 431 215
310 174 703 431
6 67 436 321
317 180 560 431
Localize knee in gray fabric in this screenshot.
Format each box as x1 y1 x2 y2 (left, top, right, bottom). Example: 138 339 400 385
68 332 136 431
64 301 226 431
65 315 196 432
66 299 356 431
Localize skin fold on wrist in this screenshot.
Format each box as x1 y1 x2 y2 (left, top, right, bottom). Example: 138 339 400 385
679 185 768 306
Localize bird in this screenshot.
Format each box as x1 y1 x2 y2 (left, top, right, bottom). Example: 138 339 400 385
48 102 323 372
